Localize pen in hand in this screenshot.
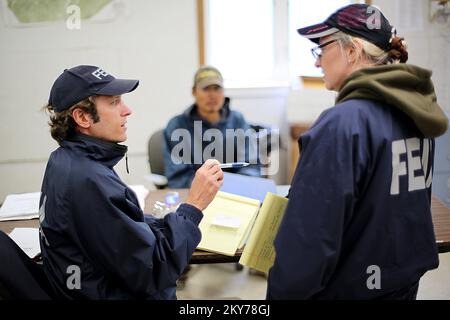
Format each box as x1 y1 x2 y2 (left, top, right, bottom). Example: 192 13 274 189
219 162 250 169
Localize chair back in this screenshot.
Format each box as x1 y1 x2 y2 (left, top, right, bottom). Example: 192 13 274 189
148 129 165 176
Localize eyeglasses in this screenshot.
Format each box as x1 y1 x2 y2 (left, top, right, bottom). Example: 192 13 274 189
311 39 339 60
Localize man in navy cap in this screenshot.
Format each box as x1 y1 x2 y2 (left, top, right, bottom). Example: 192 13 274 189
40 65 223 299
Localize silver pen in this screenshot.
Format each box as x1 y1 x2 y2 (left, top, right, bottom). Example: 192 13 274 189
219 162 250 169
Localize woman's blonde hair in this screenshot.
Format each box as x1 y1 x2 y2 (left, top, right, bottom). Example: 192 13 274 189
331 31 408 65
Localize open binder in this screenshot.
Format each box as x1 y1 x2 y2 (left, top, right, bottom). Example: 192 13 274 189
197 189 289 271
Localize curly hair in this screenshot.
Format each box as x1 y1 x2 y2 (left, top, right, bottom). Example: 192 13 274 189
387 36 408 63
44 97 99 145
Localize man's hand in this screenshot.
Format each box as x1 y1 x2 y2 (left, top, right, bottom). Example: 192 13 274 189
186 159 223 211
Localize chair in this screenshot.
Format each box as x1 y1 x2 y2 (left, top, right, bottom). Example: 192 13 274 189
249 123 280 178
0 231 54 300
433 111 450 209
146 129 168 189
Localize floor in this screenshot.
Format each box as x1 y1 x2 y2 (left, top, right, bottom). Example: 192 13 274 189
176 253 450 300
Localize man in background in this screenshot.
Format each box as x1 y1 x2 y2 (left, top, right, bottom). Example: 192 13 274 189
163 65 261 188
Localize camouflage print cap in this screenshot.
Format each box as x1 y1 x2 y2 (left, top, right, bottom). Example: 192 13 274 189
193 65 223 89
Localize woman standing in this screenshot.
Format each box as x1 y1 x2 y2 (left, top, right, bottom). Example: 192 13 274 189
267 4 448 299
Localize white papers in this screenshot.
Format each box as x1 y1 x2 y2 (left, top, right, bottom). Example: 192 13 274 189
128 185 149 210
0 192 40 221
8 228 41 259
0 186 148 221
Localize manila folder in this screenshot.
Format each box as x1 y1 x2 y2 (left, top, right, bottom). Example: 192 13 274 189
239 192 288 274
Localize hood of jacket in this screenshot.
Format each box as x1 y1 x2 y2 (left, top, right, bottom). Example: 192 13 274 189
336 64 448 138
61 133 128 168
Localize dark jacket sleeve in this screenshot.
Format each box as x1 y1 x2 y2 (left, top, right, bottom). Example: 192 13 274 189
69 170 202 298
267 108 368 299
163 124 196 188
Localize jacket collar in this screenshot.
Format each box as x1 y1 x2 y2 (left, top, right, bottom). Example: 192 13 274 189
184 97 231 125
61 133 128 168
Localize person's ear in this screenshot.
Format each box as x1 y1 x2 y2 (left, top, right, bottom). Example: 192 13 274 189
72 108 93 129
347 39 362 64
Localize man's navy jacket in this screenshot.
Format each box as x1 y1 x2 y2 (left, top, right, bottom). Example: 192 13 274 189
39 134 203 299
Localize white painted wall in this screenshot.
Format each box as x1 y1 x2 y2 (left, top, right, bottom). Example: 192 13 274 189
226 86 291 185
373 0 450 112
0 0 200 201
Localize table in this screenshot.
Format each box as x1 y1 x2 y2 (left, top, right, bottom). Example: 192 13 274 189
147 190 450 254
1 191 449 258
0 189 243 265
145 189 242 264
430 197 450 253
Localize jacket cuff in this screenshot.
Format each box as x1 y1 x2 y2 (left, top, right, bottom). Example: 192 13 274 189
177 203 203 225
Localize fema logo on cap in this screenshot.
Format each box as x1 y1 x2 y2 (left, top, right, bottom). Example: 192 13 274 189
91 68 109 80
49 65 139 112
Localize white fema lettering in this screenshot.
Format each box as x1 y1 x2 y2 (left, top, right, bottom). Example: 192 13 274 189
91 68 109 80
390 138 433 195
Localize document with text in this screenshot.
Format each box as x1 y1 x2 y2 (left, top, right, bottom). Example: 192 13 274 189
239 192 288 274
8 228 41 259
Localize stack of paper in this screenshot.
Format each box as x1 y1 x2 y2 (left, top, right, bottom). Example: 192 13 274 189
197 191 261 256
239 192 289 274
0 192 40 221
8 228 41 259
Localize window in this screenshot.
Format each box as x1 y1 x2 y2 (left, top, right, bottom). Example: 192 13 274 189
289 0 355 77
200 0 368 86
203 0 275 87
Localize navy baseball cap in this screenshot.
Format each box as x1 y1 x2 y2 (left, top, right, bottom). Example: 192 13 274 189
297 4 395 51
49 65 139 112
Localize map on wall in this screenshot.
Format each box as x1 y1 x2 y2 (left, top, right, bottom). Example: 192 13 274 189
2 0 118 26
